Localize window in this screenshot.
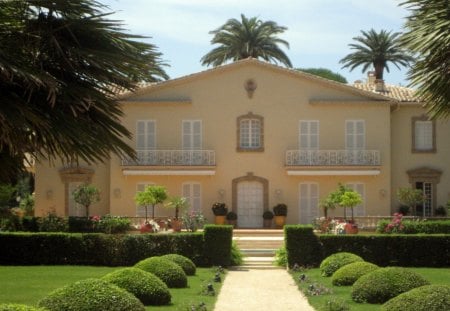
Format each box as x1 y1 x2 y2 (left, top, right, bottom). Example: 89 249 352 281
237 112 264 151
412 116 436 152
299 183 319 224
182 120 202 150
68 182 84 216
346 183 365 217
299 120 319 149
345 120 365 150
136 120 156 150
182 183 201 212
136 182 155 217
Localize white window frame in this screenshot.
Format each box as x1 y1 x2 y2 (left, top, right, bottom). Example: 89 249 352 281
182 120 202 150
346 183 365 217
298 182 319 224
136 182 155 217
68 182 85 217
182 182 201 212
299 120 319 150
345 120 365 150
136 120 156 150
240 118 261 149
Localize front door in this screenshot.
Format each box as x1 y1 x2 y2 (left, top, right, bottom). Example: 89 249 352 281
237 181 263 228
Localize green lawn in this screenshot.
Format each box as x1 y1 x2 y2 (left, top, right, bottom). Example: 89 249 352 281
0 266 224 311
291 267 450 311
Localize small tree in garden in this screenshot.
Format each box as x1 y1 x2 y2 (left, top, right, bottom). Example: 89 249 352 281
166 196 189 220
135 185 168 222
319 197 336 218
72 184 100 217
397 187 425 216
324 183 351 219
340 191 362 222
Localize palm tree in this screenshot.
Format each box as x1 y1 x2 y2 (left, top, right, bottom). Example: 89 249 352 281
339 29 413 81
0 0 168 182
400 0 450 119
201 14 292 68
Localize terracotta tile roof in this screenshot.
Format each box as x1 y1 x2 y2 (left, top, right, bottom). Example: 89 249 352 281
352 82 420 103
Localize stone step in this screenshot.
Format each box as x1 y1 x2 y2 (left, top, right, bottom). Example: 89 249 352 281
238 256 283 270
233 229 284 237
241 249 276 257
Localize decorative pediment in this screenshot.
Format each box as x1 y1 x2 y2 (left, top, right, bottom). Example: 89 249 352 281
407 167 442 184
59 167 94 183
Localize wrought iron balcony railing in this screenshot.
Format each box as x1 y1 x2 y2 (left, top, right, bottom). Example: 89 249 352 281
122 150 216 166
286 150 380 166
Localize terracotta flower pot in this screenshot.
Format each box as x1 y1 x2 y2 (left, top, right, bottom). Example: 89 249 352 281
263 219 273 228
214 215 226 225
171 219 182 232
274 216 286 228
140 223 152 233
344 223 359 234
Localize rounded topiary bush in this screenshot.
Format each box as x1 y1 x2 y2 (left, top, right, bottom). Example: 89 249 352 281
101 267 171 306
134 256 188 288
0 304 46 311
351 267 430 304
332 261 379 286
381 285 450 311
161 254 196 276
37 278 145 311
320 252 363 277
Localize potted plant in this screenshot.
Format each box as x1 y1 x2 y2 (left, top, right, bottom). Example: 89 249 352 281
273 203 287 228
134 185 168 231
211 202 228 225
166 196 188 232
262 210 274 228
226 211 237 228
339 190 362 234
72 183 100 218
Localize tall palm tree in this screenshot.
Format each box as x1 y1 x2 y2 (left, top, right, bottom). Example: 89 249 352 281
400 0 450 119
201 14 292 68
339 29 413 81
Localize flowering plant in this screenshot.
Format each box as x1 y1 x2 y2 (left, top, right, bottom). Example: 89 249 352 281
384 213 404 233
181 210 206 232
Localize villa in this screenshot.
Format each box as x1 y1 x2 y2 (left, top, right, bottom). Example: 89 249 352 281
34 58 450 227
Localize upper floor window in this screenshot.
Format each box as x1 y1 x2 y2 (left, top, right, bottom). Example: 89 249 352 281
237 112 264 152
182 120 202 150
136 120 156 150
346 120 365 150
299 120 319 150
412 116 436 153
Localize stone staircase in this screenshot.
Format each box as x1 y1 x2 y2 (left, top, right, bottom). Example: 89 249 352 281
233 229 285 270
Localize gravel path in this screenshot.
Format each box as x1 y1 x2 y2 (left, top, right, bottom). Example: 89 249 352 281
214 268 315 311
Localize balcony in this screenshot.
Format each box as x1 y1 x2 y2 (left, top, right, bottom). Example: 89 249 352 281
121 150 216 175
285 150 381 176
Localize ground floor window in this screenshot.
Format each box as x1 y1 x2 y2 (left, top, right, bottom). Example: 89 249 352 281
182 182 201 212
68 182 84 216
299 183 319 224
415 181 432 217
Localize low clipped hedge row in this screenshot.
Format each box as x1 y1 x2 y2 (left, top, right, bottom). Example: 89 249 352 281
0 225 233 267
0 305 46 311
381 285 450 311
0 232 205 266
376 219 450 234
285 225 450 267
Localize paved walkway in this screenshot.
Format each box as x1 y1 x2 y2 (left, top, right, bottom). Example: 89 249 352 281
214 268 315 311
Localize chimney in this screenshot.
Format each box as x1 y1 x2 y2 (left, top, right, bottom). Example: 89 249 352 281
375 79 385 92
367 71 376 84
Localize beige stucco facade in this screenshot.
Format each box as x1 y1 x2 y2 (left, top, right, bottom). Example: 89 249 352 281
34 59 449 226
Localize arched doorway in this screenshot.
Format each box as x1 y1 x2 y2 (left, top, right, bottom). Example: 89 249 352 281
232 173 268 228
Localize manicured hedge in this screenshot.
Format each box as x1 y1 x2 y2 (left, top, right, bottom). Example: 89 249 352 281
381 285 450 311
377 219 450 234
319 252 363 277
134 257 188 288
0 304 46 311
0 232 205 266
285 225 323 267
203 225 233 266
284 225 450 268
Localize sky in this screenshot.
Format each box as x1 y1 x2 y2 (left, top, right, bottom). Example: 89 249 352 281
103 0 411 86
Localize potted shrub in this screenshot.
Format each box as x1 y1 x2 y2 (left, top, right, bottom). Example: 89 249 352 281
211 202 228 225
262 210 274 228
72 183 100 218
166 196 188 232
339 190 362 234
273 203 287 228
226 211 237 228
134 185 168 232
